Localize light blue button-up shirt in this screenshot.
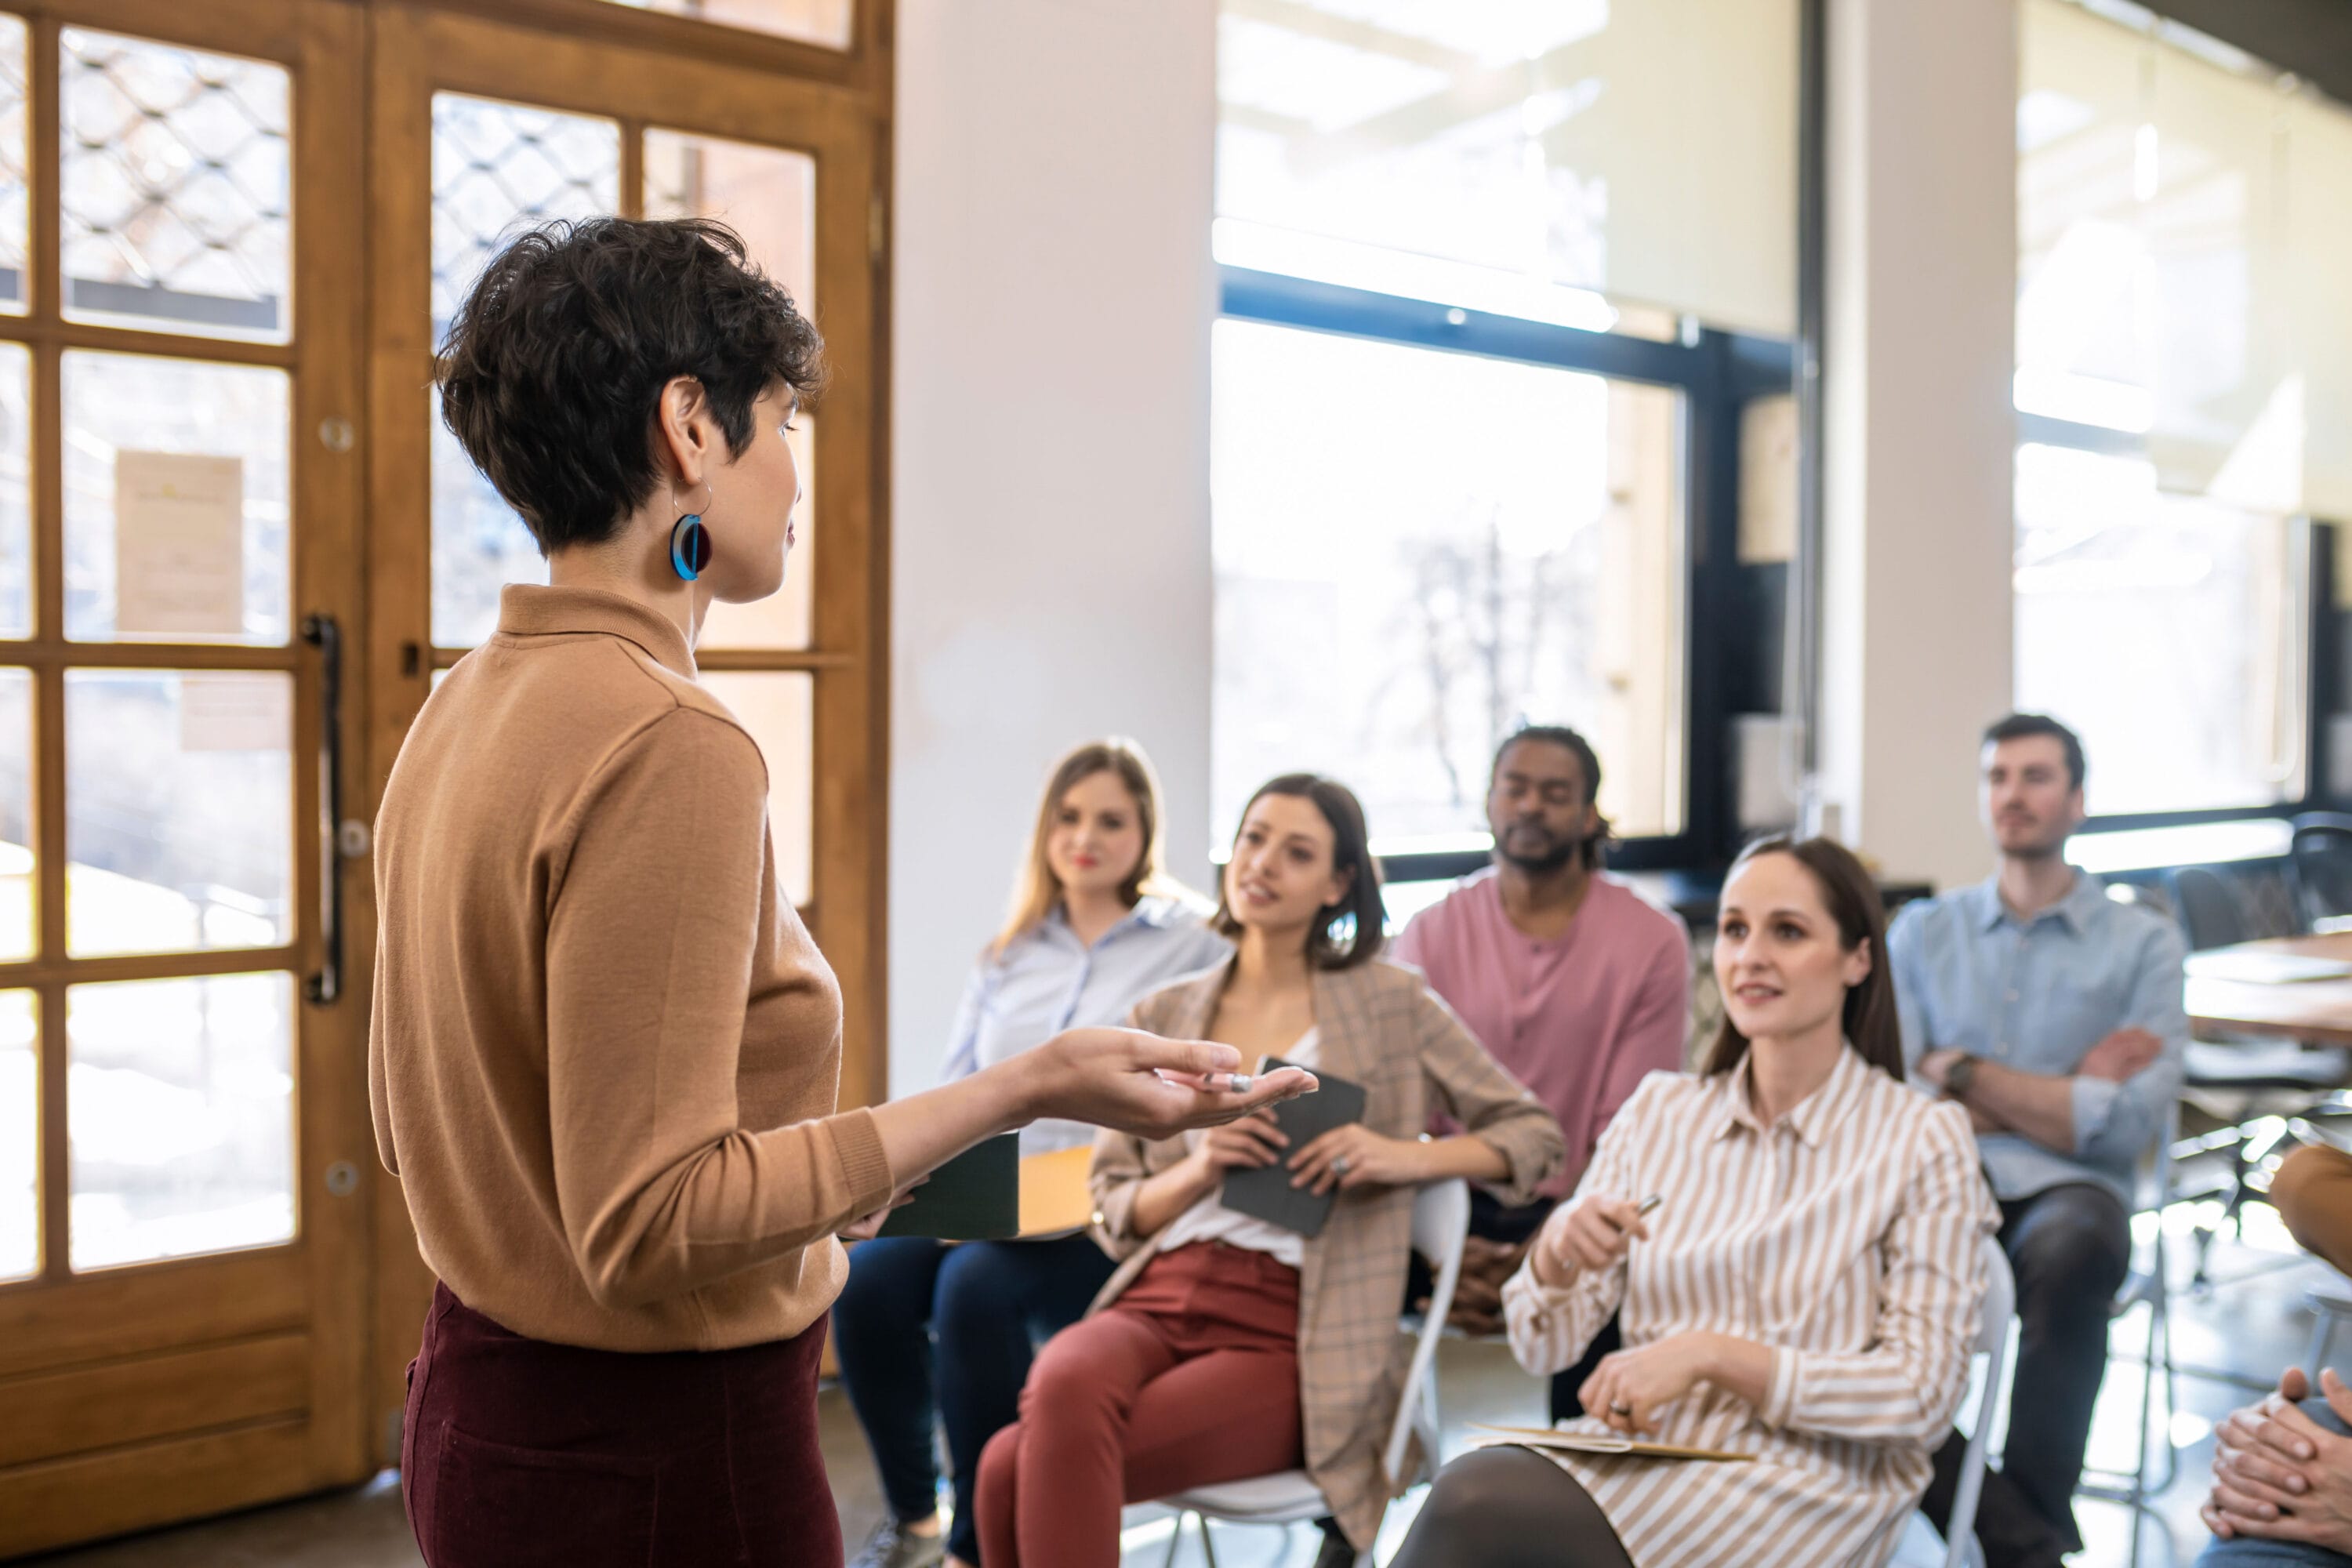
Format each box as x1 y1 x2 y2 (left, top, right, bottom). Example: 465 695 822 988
938 895 1233 1155
1887 871 2187 1204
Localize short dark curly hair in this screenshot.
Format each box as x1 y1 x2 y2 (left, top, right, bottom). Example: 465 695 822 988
436 216 824 554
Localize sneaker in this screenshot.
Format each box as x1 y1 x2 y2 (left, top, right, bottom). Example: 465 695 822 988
848 1516 946 1568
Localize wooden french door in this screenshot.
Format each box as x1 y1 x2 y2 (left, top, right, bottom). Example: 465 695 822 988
360 0 891 1486
0 0 890 1555
0 0 372 1555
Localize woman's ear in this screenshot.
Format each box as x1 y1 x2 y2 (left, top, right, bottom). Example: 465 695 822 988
654 376 717 493
1841 936 1874 990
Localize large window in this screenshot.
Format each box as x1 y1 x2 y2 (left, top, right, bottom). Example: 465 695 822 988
1210 0 1798 873
1212 320 1687 848
2014 444 2309 816
2016 0 2352 818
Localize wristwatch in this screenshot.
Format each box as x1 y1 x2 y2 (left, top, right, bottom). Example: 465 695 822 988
1943 1052 1980 1100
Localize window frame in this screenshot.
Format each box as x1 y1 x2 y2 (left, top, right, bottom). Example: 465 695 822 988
1216 264 1795 884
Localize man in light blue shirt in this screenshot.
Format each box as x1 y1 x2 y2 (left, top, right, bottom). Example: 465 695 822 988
1892 713 2187 1568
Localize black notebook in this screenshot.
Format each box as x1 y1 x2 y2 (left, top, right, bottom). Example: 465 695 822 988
1218 1057 1367 1239
877 1132 1020 1240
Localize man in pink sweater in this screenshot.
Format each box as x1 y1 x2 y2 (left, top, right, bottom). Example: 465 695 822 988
1391 725 1690 1418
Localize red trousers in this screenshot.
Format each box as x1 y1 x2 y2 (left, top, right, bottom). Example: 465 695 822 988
976 1242 1306 1568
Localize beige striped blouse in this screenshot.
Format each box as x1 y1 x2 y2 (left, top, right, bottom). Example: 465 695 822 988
1501 1047 1996 1568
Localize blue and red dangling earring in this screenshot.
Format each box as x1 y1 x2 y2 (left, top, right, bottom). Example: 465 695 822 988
669 484 713 581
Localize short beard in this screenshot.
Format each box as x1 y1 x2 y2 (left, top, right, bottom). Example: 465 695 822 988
1497 835 1585 876
2002 834 2069 866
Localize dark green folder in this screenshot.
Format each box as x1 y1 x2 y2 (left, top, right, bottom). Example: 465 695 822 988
876 1131 1021 1240
1218 1058 1366 1238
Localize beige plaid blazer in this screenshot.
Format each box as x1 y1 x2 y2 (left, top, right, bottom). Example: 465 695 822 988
1087 956 1566 1550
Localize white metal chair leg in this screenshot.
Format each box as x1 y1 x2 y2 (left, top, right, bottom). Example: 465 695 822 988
2082 1283 2176 1568
2078 1160 2183 1568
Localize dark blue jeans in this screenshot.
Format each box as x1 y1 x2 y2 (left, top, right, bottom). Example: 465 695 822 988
833 1232 1116 1563
2196 1401 2352 1567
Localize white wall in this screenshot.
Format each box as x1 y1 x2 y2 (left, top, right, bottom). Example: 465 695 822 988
888 0 1220 1094
1819 0 2019 891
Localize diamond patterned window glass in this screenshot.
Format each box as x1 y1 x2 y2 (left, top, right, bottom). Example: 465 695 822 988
0 16 27 317
428 95 616 647
604 0 851 53
430 94 618 339
60 29 289 343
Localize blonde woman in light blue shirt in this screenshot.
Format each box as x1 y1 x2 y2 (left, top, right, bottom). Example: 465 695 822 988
837 740 1229 1568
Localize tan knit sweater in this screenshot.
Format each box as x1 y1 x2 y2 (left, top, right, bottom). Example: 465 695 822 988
368 584 895 1352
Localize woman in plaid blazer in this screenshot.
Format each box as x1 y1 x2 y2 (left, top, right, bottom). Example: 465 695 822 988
975 773 1566 1566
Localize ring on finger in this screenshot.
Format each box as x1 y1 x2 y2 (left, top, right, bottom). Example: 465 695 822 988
1331 1155 1352 1177
1609 1400 1632 1417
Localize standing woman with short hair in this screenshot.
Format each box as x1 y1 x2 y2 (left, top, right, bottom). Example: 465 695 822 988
835 739 1230 1568
370 218 1310 1568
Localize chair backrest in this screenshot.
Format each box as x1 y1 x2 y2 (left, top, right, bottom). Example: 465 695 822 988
1385 1178 1469 1488
2292 813 2352 930
1944 1239 2018 1568
2169 866 2249 952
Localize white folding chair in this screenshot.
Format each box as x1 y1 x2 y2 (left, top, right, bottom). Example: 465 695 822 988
1153 1178 1470 1568
1893 1238 2016 1568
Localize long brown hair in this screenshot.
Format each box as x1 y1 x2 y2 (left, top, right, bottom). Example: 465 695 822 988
1213 774 1386 971
991 739 1197 956
1701 834 1904 1080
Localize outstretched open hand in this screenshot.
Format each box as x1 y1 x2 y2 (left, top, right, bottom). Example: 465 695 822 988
1026 1027 1316 1140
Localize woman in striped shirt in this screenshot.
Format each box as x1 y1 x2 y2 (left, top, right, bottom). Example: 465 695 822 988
1390 835 1997 1568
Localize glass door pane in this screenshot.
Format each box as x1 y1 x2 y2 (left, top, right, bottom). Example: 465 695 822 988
66 971 294 1269
62 350 291 644
0 668 29 960
604 0 851 52
0 341 28 637
0 989 34 1281
700 671 812 905
428 94 618 648
60 28 290 341
0 13 27 317
644 130 815 652
64 670 292 956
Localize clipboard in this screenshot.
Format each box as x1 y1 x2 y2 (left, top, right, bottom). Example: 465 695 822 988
1467 1423 1755 1463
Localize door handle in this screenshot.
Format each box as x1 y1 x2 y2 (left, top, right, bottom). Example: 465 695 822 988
303 613 345 1005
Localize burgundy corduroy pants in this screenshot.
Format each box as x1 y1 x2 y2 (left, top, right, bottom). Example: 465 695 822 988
401 1283 837 1567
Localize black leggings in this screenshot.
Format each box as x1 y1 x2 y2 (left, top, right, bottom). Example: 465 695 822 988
1389 1446 1635 1568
